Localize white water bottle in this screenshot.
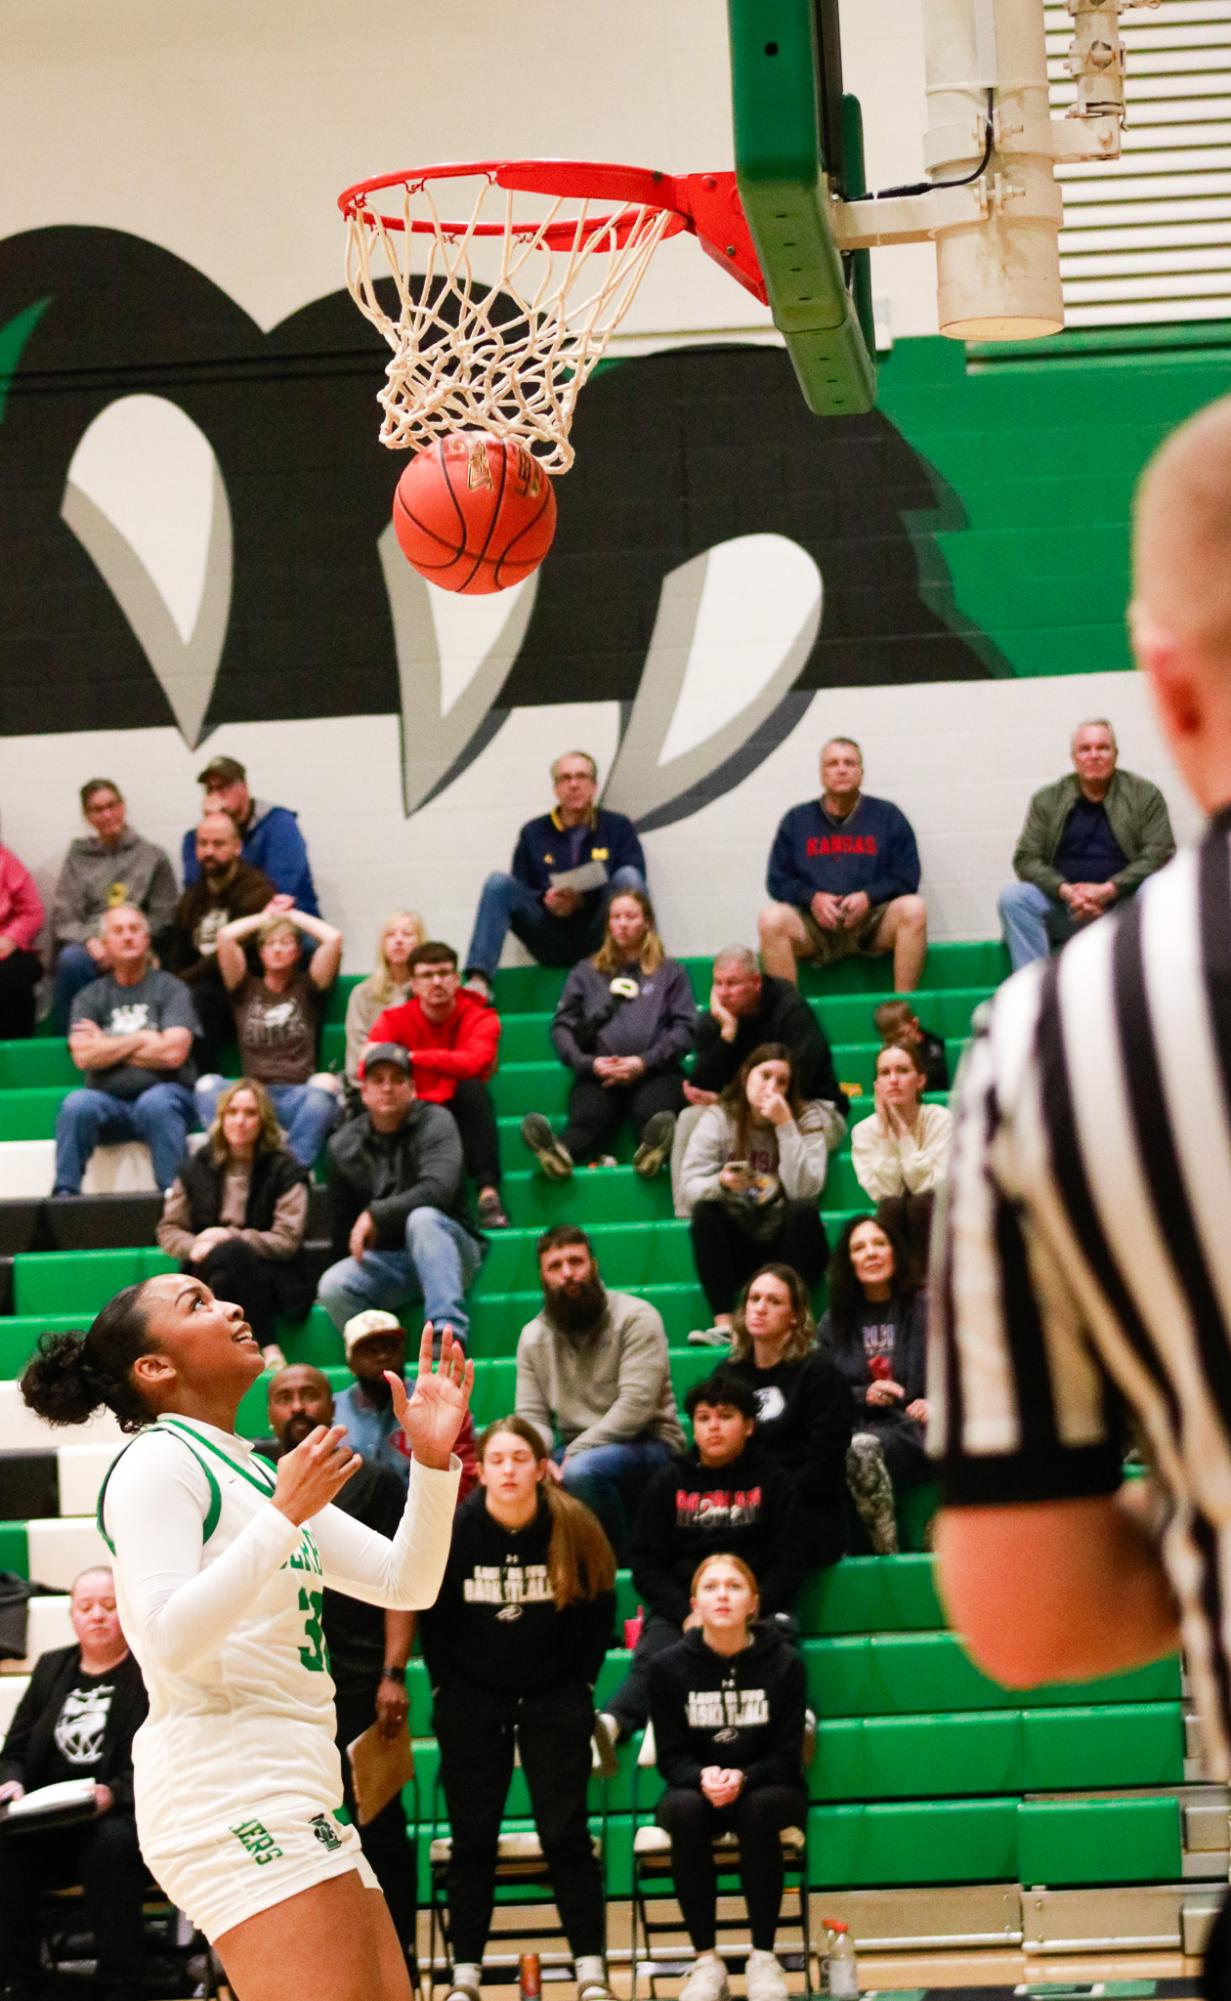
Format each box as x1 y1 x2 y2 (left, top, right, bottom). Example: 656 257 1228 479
821 1917 859 1997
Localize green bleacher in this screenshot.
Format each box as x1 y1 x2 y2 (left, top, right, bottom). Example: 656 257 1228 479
0 937 1200 1941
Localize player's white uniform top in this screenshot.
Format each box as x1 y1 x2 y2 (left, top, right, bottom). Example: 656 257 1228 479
98 1412 459 1939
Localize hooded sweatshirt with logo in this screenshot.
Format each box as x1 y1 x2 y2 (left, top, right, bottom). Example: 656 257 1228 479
630 1443 805 1623
51 827 178 951
419 1488 615 1698
648 1625 806 1792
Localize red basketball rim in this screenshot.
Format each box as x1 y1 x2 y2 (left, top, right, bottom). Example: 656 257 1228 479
337 158 694 250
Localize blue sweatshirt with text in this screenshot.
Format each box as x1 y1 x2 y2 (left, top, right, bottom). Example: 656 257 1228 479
766 794 921 910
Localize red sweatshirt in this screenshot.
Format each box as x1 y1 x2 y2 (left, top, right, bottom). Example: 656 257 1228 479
366 991 501 1103
0 847 44 952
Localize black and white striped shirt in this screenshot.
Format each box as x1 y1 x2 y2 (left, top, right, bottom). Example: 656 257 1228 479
930 805 1231 1774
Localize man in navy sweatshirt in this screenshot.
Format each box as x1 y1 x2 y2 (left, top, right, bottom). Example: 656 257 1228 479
463 749 646 997
758 736 928 992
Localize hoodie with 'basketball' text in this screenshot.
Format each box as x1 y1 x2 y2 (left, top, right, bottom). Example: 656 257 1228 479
647 1625 806 1793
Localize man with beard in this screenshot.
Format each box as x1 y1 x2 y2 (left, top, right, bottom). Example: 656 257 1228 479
333 1310 478 1500
259 1362 420 1978
515 1225 685 1560
165 812 273 1067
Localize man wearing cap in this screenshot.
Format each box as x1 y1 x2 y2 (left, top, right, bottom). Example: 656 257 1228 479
317 1041 487 1348
333 1313 479 1498
180 755 320 915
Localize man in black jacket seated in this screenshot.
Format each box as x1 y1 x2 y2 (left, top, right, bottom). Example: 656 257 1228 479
600 1371 805 1740
317 1043 486 1350
0 1567 148 2001
261 1366 419 1975
686 947 845 1108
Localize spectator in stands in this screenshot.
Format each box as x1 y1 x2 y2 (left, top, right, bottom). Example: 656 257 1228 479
367 941 508 1230
50 779 178 1029
156 1079 311 1372
520 890 695 1182
0 1565 148 2001
195 903 343 1168
53 906 198 1197
421 1416 616 2001
758 737 927 992
724 1265 850 1567
872 998 949 1093
0 840 45 1040
648 1554 807 2001
516 1225 685 1560
317 1044 486 1348
602 1370 805 1741
680 1046 835 1348
180 754 320 915
334 1310 478 1501
260 1364 420 1976
463 750 646 997
685 945 845 1109
344 912 426 1085
818 1216 930 1556
850 1040 953 1270
165 811 274 1068
998 719 1175 972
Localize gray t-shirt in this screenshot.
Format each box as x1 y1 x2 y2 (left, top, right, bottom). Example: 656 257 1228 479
71 968 198 1098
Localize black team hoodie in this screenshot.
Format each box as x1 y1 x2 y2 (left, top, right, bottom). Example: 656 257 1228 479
724 1349 852 1567
630 1444 806 1623
648 1626 807 1792
419 1489 615 1698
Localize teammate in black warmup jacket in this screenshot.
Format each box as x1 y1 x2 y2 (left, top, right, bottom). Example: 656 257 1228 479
603 1372 804 1739
648 1554 807 2001
420 1417 617 2001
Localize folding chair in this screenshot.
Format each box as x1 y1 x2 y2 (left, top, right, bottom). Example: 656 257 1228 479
426 1719 618 1996
630 1714 816 2000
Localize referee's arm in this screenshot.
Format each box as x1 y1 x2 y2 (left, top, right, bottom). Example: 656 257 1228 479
927 1019 1179 1688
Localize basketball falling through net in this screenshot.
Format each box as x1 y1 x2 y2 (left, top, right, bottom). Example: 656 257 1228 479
338 160 763 592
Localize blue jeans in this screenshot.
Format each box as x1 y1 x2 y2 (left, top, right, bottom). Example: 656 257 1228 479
53 944 103 1032
464 866 647 980
317 1207 485 1344
196 1074 339 1167
997 880 1081 972
558 1436 676 1563
53 1082 197 1194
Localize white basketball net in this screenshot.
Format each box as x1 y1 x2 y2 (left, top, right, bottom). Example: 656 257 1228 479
343 172 675 473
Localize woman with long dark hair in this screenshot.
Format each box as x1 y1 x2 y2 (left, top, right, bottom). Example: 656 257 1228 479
421 1416 617 2001
20 1280 470 2001
819 1214 930 1554
520 889 695 1181
156 1078 312 1371
679 1044 835 1346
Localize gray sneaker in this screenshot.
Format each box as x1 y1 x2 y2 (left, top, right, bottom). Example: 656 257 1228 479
687 1325 732 1348
520 1113 574 1180
633 1109 676 1178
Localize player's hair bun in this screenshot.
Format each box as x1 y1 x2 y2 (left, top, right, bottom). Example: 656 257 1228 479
21 1282 158 1434
21 1330 111 1426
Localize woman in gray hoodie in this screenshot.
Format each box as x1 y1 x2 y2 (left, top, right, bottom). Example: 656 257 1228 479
521 890 696 1181
51 779 178 1027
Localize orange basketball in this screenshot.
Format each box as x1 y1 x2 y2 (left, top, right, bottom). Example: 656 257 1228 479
392 432 558 594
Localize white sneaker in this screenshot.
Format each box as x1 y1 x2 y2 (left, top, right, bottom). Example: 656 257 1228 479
680 1954 729 2001
687 1325 732 1348
745 1950 789 2001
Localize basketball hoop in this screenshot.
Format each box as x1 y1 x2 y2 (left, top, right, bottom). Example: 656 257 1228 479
338 160 765 473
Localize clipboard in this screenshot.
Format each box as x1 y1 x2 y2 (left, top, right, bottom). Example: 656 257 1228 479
347 1723 414 1826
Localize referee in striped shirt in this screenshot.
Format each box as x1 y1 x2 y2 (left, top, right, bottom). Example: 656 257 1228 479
930 394 1231 1994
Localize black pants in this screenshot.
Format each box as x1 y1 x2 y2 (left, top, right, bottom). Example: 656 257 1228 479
434 1678 604 1964
0 1811 146 1988
334 1686 417 1956
875 1193 936 1279
654 1784 806 1954
185 1239 280 1345
447 1078 502 1190
606 1613 683 1737
0 949 41 1040
188 973 237 1075
560 1070 684 1164
690 1198 830 1317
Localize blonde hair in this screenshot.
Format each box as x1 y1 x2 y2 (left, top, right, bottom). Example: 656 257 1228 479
728 1263 818 1364
371 910 427 1006
477 1416 616 1608
209 1078 284 1162
690 1551 760 1601
593 888 666 976
258 915 297 949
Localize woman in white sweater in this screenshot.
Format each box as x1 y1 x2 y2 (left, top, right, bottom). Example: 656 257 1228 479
679 1043 837 1345
851 1039 953 1273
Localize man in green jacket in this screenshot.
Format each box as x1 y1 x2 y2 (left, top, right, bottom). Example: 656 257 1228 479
998 720 1175 970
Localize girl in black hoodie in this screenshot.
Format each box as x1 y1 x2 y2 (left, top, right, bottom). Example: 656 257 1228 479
420 1416 617 2001
647 1554 807 2001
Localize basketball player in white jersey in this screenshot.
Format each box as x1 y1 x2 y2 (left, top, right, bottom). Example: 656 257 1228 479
21 1273 471 2001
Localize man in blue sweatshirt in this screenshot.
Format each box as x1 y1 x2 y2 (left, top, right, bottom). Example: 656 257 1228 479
758 736 927 992
180 754 320 915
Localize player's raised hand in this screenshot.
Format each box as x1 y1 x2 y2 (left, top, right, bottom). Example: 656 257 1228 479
388 1325 474 1471
273 1424 362 1525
